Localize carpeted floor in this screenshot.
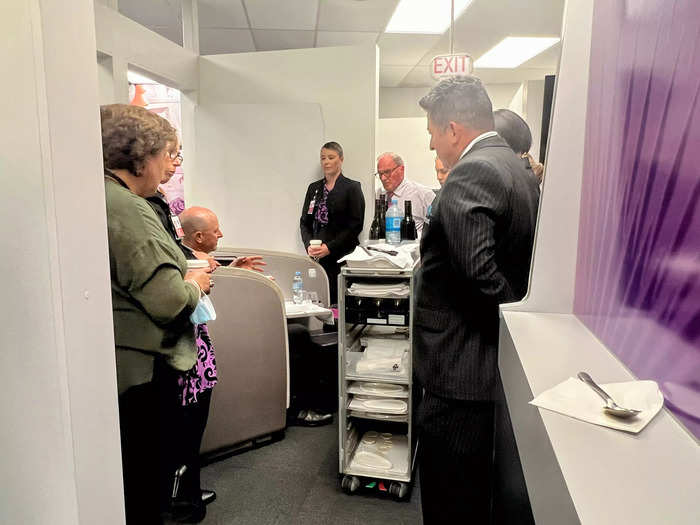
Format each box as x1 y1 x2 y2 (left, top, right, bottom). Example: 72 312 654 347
196 423 423 524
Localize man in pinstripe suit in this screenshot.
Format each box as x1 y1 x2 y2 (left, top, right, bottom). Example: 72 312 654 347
415 77 540 523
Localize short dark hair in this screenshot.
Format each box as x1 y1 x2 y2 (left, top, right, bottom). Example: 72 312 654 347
321 141 343 158
419 76 494 131
493 109 532 155
100 104 177 176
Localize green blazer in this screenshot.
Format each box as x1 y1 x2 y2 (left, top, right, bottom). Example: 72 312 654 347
105 176 200 394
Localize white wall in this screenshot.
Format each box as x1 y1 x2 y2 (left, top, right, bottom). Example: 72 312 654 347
198 44 379 243
1 0 123 523
376 118 438 190
380 83 522 118
194 103 324 253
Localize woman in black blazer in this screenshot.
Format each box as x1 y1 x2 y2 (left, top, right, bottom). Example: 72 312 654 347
300 141 365 304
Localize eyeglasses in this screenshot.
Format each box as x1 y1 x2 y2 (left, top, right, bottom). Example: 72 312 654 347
167 150 184 163
375 165 398 179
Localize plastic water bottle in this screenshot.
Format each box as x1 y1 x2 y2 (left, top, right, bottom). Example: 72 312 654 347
385 197 402 245
292 271 304 304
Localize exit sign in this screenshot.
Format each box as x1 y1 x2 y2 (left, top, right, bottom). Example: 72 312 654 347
431 54 473 80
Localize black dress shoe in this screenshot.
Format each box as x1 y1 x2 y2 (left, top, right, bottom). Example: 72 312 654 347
201 489 216 506
295 409 333 427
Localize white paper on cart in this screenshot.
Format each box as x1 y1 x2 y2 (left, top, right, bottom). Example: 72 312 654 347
337 242 418 269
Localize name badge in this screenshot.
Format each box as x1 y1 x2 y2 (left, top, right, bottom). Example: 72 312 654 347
307 199 316 214
171 214 184 239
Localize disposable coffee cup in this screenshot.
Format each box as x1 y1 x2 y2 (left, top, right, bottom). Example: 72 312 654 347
187 259 209 270
310 239 322 247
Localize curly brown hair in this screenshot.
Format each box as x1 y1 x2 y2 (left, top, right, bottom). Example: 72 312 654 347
100 104 177 176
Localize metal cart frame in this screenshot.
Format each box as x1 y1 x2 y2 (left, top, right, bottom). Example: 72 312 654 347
337 264 418 500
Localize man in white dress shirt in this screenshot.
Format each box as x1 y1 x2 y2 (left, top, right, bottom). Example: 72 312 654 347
376 152 435 235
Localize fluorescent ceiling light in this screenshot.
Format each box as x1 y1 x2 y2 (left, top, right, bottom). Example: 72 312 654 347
385 0 474 34
474 37 560 68
127 70 158 84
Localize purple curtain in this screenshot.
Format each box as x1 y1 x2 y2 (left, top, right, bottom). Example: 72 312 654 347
575 0 700 437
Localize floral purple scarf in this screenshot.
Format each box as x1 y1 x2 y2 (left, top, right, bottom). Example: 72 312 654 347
314 185 330 226
178 323 218 406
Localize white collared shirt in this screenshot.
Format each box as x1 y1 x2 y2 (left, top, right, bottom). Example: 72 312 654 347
381 177 436 234
458 131 499 161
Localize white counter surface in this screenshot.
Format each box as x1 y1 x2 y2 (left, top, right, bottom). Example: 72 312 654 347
499 311 699 525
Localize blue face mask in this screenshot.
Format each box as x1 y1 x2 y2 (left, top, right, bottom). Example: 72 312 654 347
190 294 216 325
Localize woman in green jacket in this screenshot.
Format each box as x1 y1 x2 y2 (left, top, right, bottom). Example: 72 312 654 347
101 104 210 524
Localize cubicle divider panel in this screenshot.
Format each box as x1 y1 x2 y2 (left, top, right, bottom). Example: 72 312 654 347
201 268 289 455
192 103 324 255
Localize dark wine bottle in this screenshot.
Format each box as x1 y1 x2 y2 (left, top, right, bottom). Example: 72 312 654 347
369 199 381 240
378 194 386 238
400 200 417 241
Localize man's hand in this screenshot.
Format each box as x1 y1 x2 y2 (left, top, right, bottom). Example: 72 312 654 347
192 250 220 271
229 255 266 272
307 243 330 259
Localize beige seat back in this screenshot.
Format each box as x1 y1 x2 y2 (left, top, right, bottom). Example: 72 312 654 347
201 267 289 454
214 247 330 306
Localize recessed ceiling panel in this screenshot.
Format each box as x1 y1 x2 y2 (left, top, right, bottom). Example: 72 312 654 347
378 33 441 66
318 0 399 32
200 28 256 55
253 30 315 52
244 0 318 30
119 0 181 28
316 31 379 47
198 0 248 29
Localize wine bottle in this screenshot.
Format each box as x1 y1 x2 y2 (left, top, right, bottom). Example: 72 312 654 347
400 200 417 241
369 199 381 240
378 194 387 238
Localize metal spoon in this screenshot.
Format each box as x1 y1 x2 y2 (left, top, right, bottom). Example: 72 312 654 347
577 372 642 418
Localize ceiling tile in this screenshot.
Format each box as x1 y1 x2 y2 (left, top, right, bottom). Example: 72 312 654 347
316 31 379 47
200 28 256 55
378 33 441 66
379 65 413 87
318 0 399 32
252 30 315 52
198 0 248 29
149 25 183 46
119 0 181 28
244 0 318 30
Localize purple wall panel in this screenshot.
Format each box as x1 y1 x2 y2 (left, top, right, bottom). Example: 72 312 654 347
575 0 700 438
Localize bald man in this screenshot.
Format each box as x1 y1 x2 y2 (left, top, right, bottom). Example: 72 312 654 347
179 206 264 272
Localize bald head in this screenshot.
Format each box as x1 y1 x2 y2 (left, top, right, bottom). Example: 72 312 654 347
180 206 223 253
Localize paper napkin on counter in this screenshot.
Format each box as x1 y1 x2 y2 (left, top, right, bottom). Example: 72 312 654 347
530 377 664 434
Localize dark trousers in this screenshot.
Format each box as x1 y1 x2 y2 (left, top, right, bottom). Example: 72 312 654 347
418 391 495 524
318 258 339 305
119 363 188 525
287 324 336 414
177 388 212 502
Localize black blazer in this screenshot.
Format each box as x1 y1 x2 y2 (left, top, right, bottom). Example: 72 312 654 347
299 174 365 259
414 135 540 400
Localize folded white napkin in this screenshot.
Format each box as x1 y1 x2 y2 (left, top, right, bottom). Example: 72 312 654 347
530 377 664 434
338 243 417 270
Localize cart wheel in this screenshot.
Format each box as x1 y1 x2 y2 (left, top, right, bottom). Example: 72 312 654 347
341 475 360 494
389 481 409 500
